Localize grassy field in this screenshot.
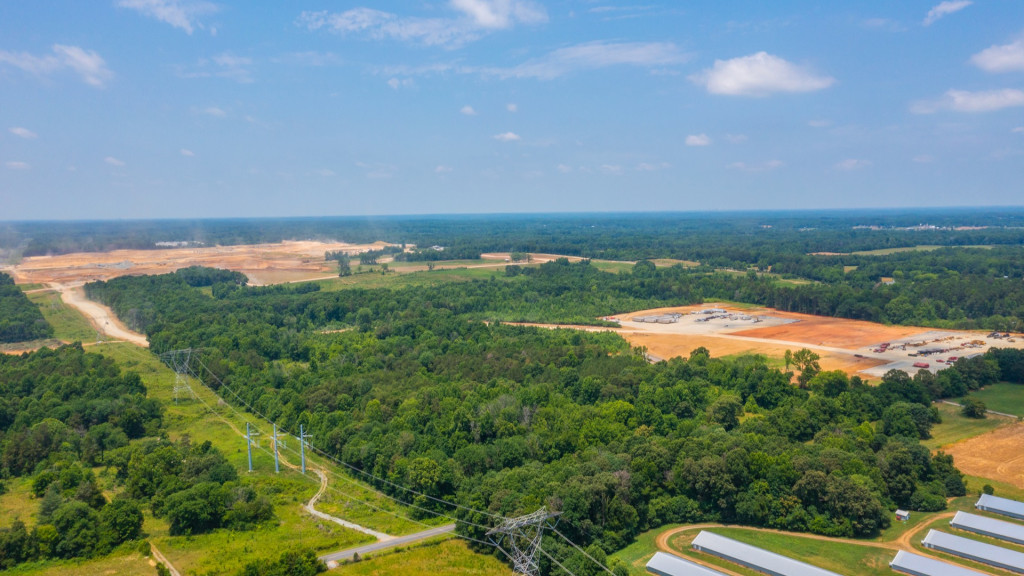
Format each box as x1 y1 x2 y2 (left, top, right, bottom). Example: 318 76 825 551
3 547 157 576
923 402 1010 450
0 476 38 529
315 266 504 291
27 289 98 342
961 382 1024 417
334 539 514 576
711 529 895 576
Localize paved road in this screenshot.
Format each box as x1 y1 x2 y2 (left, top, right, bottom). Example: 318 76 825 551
320 524 456 566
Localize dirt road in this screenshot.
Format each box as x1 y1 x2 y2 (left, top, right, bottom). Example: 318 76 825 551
56 283 149 347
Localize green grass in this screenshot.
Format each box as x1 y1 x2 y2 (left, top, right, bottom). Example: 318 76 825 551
2 547 156 576
0 476 38 529
315 267 505 291
16 283 44 292
27 290 98 342
591 261 636 274
711 529 895 576
923 402 1010 450
961 382 1024 417
610 523 682 575
334 539 514 576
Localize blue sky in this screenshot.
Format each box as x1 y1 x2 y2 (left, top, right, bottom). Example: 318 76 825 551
1 1 1023 220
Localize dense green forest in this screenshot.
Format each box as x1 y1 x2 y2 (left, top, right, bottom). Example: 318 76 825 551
80 263 1024 574
0 345 273 570
0 272 52 343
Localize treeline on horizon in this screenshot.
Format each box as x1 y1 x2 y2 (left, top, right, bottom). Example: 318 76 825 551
4 210 1024 261
80 263 1024 572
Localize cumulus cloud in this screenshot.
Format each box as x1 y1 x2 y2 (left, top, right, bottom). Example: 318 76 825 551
105 156 126 166
387 77 414 89
118 0 218 35
685 134 711 146
835 158 871 170
460 105 478 115
691 52 834 96
971 37 1024 73
296 1 546 48
0 44 113 87
923 1 972 26
507 103 518 112
493 132 521 141
6 161 30 170
487 41 687 79
728 160 783 172
9 127 38 139
911 89 1024 113
180 148 195 156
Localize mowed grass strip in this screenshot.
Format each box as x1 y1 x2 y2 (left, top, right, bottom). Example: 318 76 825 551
962 382 1024 417
334 539 514 576
27 290 98 342
923 402 1009 451
703 529 895 576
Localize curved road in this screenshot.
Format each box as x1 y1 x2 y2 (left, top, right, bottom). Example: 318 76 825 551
56 283 149 347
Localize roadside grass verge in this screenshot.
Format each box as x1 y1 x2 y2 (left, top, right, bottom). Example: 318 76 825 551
27 290 97 342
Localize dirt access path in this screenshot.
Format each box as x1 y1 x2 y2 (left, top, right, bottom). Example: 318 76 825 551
56 283 149 347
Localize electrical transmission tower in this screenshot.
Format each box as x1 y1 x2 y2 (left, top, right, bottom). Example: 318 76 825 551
486 507 560 576
161 348 198 403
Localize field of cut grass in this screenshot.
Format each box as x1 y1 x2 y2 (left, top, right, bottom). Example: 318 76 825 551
335 539 514 576
961 382 1024 417
27 290 98 342
923 402 1009 450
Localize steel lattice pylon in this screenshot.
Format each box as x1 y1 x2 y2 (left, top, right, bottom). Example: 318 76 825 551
161 348 199 403
486 507 560 576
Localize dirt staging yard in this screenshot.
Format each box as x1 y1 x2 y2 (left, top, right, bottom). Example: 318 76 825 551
729 310 926 349
945 422 1024 488
7 240 393 286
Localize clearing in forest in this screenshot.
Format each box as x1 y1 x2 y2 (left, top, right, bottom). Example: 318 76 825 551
945 421 1024 489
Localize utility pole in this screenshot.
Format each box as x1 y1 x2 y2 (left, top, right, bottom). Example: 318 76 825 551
273 424 280 473
246 422 259 473
298 424 313 474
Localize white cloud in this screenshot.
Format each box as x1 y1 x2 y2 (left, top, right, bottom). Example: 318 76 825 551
923 1 972 26
0 44 112 87
911 89 1024 113
201 106 226 116
315 168 336 176
117 0 218 35
493 132 520 141
971 37 1024 73
724 134 748 143
599 164 623 175
387 77 414 89
691 52 834 97
728 160 783 172
685 133 711 146
808 119 832 128
105 156 126 166
507 103 518 112
274 51 341 67
181 53 253 83
6 161 30 170
1014 127 1024 133
180 148 195 156
835 158 871 170
435 165 453 173
460 105 477 115
556 164 572 173
9 127 38 139
487 41 688 79
297 1 546 48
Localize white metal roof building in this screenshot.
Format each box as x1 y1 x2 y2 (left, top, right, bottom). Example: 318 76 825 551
889 550 988 576
951 511 1024 546
646 552 731 576
922 529 1024 574
977 494 1024 521
690 531 843 576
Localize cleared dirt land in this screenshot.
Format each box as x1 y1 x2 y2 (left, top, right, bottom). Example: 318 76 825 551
945 422 1024 489
6 240 394 286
